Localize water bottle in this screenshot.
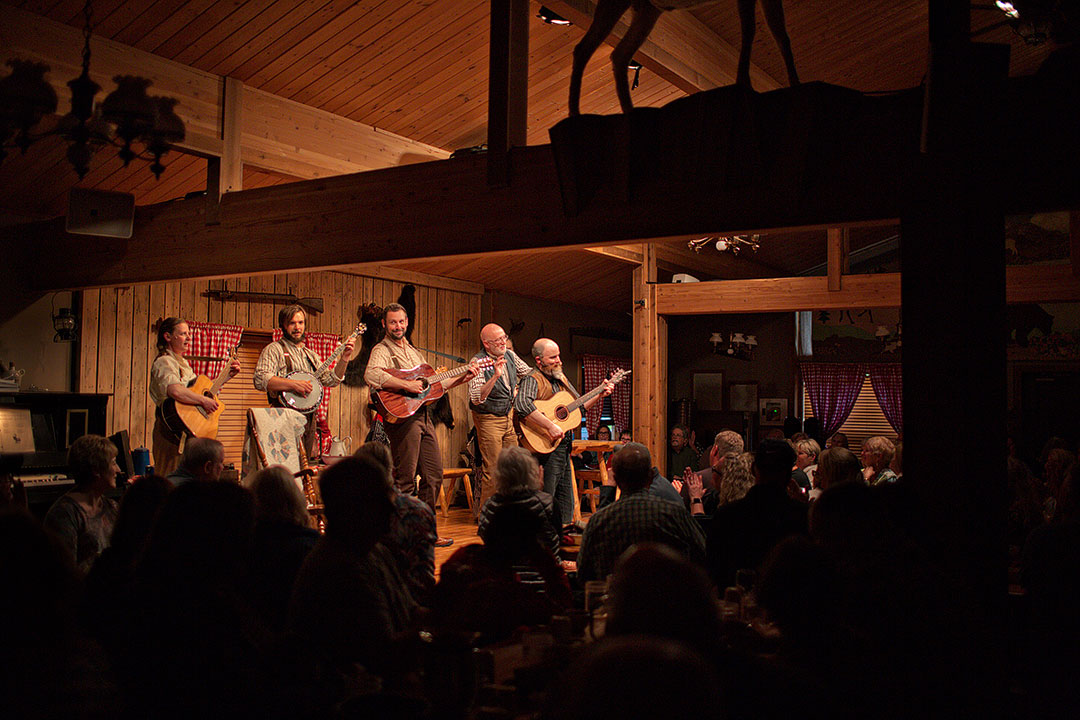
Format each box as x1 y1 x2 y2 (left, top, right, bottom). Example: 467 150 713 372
132 447 150 477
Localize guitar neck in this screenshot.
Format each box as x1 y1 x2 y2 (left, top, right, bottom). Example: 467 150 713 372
315 328 361 374
565 384 605 414
427 364 471 385
207 356 235 396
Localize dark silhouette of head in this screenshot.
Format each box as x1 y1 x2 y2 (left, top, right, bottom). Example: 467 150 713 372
815 447 864 491
318 455 395 548
247 465 309 527
754 439 797 487
612 442 652 493
108 474 172 562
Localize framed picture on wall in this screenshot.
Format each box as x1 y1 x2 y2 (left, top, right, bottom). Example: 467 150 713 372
730 382 759 412
759 398 788 426
693 373 725 411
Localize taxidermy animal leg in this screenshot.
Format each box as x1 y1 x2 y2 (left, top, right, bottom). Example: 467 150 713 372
570 0 631 116
611 2 662 113
736 0 757 88
760 0 799 86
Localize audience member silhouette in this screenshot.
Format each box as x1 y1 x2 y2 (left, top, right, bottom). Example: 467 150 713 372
478 446 562 563
355 440 437 605
705 439 807 588
246 465 319 631
810 446 863 501
289 456 417 688
166 437 226 486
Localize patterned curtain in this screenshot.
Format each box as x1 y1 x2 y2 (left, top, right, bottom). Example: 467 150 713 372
582 354 631 436
868 363 903 434
273 330 341 455
799 362 865 437
186 321 244 377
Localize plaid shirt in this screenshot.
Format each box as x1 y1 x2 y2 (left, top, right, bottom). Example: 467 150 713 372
577 488 706 582
381 491 437 604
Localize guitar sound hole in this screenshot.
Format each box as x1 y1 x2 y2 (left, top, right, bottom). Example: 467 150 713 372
554 406 568 421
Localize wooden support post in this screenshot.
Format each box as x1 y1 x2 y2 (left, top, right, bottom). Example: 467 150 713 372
901 3 1008 709
206 77 244 224
827 227 849 291
633 244 667 473
487 0 529 186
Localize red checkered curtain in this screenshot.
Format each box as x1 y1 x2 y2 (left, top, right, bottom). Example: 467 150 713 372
800 362 865 437
868 363 903 434
582 354 631 436
273 330 340 454
186 322 243 377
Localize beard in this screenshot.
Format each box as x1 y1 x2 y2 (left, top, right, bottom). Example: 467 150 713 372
283 330 305 345
541 362 566 382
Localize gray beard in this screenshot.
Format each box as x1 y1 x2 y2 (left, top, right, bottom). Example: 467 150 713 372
551 368 567 383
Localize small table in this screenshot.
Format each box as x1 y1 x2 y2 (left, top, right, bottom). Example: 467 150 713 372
569 440 618 522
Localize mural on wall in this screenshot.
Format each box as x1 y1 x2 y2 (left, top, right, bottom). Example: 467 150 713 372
810 307 902 362
1009 302 1080 360
1006 211 1070 265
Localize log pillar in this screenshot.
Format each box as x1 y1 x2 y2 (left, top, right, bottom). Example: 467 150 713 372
633 243 667 472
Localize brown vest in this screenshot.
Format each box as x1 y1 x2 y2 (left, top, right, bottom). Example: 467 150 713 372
530 369 556 401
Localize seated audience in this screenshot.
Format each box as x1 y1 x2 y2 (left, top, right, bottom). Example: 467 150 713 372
860 436 897 485
1022 468 1080 719
1008 456 1043 548
546 635 722 720
247 465 319 630
677 430 743 511
121 481 266 719
606 543 722 663
43 434 121 574
889 440 903 481
1041 447 1075 522
793 437 821 488
83 474 172 650
597 447 684 510
478 446 561 562
618 429 632 443
713 452 755 508
810 446 864 501
355 440 437 605
667 423 699 478
705 439 808 588
166 437 225 486
289 456 417 683
578 443 705 582
826 431 849 449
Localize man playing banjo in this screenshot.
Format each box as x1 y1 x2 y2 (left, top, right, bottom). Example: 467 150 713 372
254 304 357 458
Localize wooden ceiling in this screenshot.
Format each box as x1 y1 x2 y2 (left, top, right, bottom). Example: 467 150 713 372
0 0 1055 308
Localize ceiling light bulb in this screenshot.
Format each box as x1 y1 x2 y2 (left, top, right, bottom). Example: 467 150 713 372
715 239 729 251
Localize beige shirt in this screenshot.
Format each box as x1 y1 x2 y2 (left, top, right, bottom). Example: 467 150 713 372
149 350 196 407
364 337 426 390
253 339 343 401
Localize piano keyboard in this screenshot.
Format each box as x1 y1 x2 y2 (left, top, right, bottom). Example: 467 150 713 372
14 474 74 488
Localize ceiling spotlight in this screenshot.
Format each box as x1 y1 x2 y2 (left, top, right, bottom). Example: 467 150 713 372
538 7 572 25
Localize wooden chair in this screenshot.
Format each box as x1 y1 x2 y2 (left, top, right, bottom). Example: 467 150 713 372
574 468 603 514
244 407 323 531
437 467 474 518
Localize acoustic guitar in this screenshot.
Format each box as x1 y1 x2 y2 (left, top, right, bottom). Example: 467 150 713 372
373 357 494 422
157 344 240 440
280 322 366 414
515 369 630 454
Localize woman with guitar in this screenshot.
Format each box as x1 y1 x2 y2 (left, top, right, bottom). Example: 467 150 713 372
149 317 241 476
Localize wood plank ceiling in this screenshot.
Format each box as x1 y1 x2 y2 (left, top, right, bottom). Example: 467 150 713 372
0 0 1055 309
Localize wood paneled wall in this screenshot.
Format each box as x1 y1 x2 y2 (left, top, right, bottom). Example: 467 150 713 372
78 271 482 470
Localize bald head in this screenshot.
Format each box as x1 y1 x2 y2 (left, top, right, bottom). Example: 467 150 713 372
480 323 508 357
531 338 564 380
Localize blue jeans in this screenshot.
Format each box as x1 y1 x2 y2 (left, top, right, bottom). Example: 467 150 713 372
538 433 573 527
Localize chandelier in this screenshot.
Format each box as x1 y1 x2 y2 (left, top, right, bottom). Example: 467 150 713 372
0 1 185 179
688 234 761 255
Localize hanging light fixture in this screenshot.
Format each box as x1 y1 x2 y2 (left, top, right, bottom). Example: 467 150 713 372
688 234 762 254
52 302 79 343
0 0 185 179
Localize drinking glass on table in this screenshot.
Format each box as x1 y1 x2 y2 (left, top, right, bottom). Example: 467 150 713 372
584 580 609 613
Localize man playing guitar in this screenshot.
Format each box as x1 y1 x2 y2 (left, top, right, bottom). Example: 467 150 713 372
364 302 479 547
253 304 357 458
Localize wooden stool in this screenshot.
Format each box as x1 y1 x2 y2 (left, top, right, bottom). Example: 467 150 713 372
575 469 603 513
437 468 474 518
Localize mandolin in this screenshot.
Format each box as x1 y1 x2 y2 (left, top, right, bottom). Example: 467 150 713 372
373 357 494 422
280 322 366 414
157 344 240 440
514 369 630 454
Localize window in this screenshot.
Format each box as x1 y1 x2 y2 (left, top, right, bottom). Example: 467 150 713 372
802 374 897 450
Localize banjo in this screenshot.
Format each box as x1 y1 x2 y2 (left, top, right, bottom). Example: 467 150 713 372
280 322 366 414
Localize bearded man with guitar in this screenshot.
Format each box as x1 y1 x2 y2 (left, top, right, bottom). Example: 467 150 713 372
253 304 357 459
365 303 479 547
513 338 613 530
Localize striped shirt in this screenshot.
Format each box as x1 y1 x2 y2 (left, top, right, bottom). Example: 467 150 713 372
467 350 530 405
253 340 342 401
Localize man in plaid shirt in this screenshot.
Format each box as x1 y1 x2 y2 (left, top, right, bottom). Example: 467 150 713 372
578 443 705 582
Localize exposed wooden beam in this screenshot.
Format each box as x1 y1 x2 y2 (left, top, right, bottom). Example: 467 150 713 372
1071 210 1080 278
633 243 666 472
0 7 448 182
2 143 916 293
545 0 781 96
1005 263 1080 304
655 273 902 314
221 77 245 194
827 227 850 291
488 0 531 185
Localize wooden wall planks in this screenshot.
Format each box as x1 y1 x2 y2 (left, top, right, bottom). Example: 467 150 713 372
78 268 482 470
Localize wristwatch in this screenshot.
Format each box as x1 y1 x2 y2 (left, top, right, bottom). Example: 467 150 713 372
691 497 703 504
